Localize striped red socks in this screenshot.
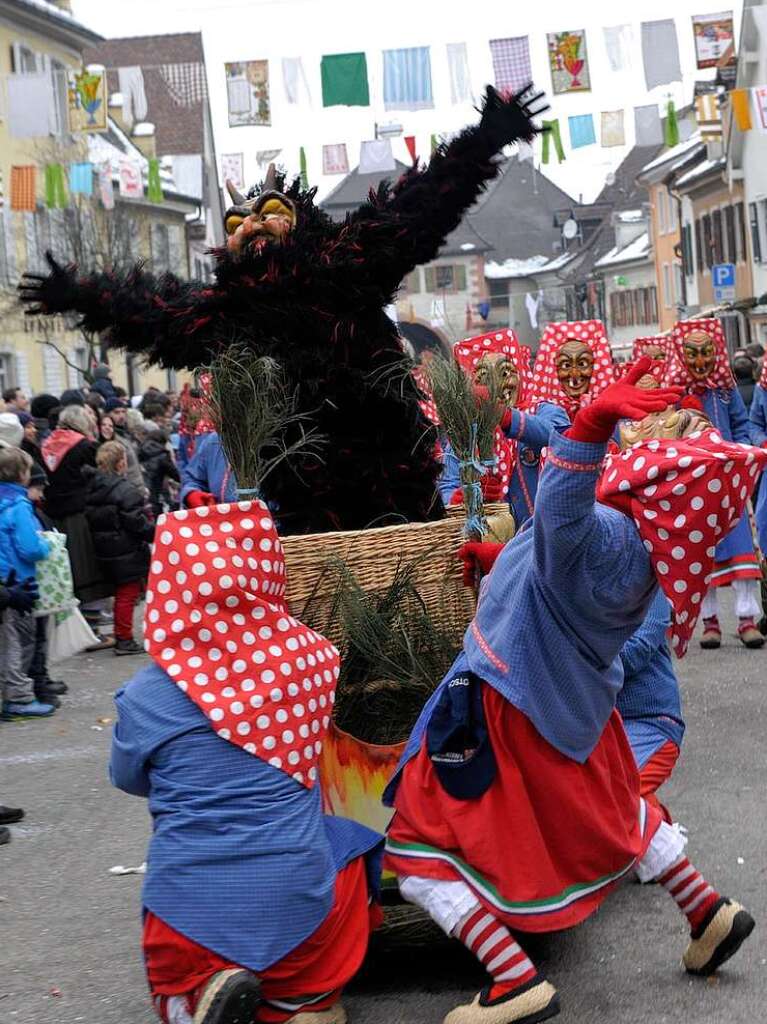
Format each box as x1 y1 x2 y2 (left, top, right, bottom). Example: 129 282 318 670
658 857 720 932
454 907 537 1000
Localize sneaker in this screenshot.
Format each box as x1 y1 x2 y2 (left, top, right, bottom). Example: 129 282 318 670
700 616 722 649
85 633 115 652
0 826 10 846
2 700 56 718
114 638 145 656
684 897 755 976
444 978 560 1024
192 968 261 1024
737 618 765 649
0 806 24 825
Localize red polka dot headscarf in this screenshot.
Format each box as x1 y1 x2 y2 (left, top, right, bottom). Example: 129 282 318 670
531 320 615 418
664 319 736 394
598 430 767 656
632 335 670 361
759 358 767 390
145 501 339 788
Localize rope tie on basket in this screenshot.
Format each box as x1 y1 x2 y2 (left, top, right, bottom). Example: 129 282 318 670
235 487 261 498
459 422 496 539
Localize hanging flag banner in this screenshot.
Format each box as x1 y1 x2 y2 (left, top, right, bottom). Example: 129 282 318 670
694 92 722 140
221 153 245 189
383 47 434 111
159 62 208 106
634 104 663 146
225 60 270 127
641 20 682 90
10 166 36 211
69 162 93 195
664 100 680 147
67 65 108 133
692 11 735 69
118 158 143 199
489 37 532 97
541 120 566 163
282 57 311 105
446 42 472 104
753 86 767 132
548 30 591 94
98 162 115 210
7 74 54 139
322 144 349 176
147 158 163 203
44 164 67 209
256 150 281 168
568 113 596 148
603 25 633 72
321 52 370 107
731 89 753 132
404 135 417 162
359 139 396 175
600 110 625 147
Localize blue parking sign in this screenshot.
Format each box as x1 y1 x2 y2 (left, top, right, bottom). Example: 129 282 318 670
712 263 736 302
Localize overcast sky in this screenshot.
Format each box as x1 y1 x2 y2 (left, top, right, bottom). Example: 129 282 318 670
71 0 737 203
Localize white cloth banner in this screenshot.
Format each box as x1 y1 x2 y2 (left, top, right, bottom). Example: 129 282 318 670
6 73 53 138
603 25 634 72
172 154 203 199
98 162 115 210
359 139 395 174
118 158 143 199
753 86 767 133
446 42 471 104
221 153 245 189
322 143 349 175
117 66 148 127
282 57 311 104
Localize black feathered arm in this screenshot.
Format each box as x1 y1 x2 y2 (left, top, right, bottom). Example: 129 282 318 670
336 86 549 293
19 253 226 369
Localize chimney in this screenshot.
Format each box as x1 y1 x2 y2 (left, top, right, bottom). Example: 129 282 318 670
130 122 157 160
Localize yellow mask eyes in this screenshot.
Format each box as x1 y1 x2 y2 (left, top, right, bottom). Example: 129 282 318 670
225 214 245 236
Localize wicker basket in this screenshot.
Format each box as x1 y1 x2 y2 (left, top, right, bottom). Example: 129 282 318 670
281 515 476 648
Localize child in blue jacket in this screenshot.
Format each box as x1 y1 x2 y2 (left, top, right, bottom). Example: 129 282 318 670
0 447 53 718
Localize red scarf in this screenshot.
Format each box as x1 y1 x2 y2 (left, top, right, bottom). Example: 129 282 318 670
663 319 736 394
145 501 339 788
759 358 767 390
531 320 615 418
598 429 767 655
41 429 86 472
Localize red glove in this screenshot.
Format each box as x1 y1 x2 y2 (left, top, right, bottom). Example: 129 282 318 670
481 473 506 502
457 541 504 588
185 489 216 509
567 358 684 443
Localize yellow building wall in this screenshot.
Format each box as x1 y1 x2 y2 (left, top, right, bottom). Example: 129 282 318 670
648 182 683 332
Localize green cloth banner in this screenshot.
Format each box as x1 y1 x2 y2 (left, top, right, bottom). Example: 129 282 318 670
299 146 308 190
321 52 370 107
664 100 679 148
541 120 565 164
44 163 67 209
147 158 163 203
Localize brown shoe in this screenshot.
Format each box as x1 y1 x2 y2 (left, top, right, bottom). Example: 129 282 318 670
684 898 755 976
737 619 765 649
193 968 260 1024
444 978 560 1024
699 616 721 649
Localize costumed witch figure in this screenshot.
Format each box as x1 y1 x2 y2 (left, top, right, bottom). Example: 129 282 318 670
19 87 548 536
748 359 767 582
530 320 615 419
383 359 763 1024
632 335 670 362
664 319 764 649
110 501 383 1024
436 330 568 527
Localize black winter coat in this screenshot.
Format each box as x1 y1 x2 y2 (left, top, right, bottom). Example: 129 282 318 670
44 436 97 519
83 468 154 584
138 436 180 515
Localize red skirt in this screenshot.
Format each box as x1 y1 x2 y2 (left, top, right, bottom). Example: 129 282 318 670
384 687 662 933
143 857 381 1003
639 739 680 825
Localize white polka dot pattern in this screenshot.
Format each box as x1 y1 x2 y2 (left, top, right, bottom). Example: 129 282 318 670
632 335 670 361
530 320 615 418
144 501 339 789
598 428 767 657
663 319 736 393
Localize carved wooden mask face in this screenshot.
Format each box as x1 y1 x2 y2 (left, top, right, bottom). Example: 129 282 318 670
556 339 594 398
643 343 666 361
682 330 717 381
619 406 712 448
473 353 520 408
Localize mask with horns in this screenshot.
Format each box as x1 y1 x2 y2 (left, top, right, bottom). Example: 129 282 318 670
224 163 298 254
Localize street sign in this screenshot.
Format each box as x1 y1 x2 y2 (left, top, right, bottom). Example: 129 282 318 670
712 263 736 302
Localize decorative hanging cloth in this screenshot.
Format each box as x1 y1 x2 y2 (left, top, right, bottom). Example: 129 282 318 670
178 374 216 439
531 320 615 418
453 329 532 495
144 501 340 788
663 319 736 394
632 335 670 360
597 429 767 656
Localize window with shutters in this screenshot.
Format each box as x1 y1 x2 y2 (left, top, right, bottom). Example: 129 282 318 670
0 354 16 394
695 219 704 273
702 215 713 268
50 59 68 137
404 270 421 293
735 203 747 262
150 223 170 274
712 209 723 264
662 264 672 308
724 206 736 265
610 292 619 328
749 203 762 263
425 264 467 293
435 265 454 290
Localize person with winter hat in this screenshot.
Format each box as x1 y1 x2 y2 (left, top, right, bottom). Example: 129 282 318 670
110 499 382 1024
436 330 569 527
91 363 116 402
30 393 59 444
0 412 23 449
664 319 763 649
383 359 762 1024
84 441 154 655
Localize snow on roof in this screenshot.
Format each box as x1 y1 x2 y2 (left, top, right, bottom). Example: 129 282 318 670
675 156 726 188
13 0 101 39
484 251 576 279
617 209 644 223
595 231 651 268
640 133 703 175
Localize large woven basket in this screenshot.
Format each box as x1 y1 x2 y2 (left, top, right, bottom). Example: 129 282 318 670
281 515 476 648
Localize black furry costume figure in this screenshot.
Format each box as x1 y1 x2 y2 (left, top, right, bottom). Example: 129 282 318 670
20 87 547 535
